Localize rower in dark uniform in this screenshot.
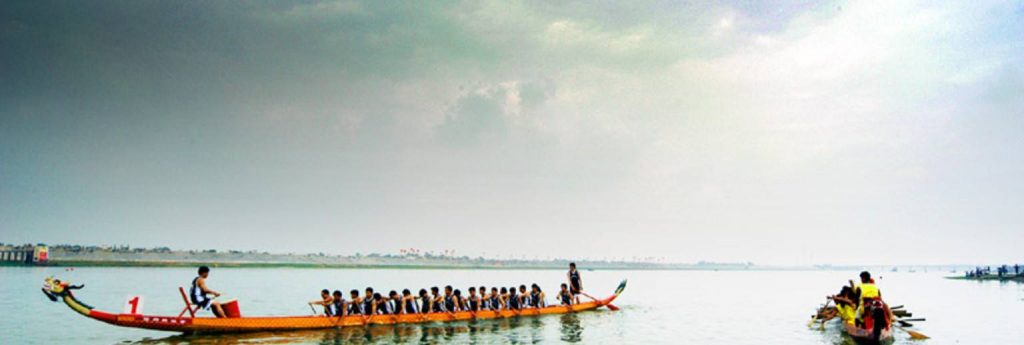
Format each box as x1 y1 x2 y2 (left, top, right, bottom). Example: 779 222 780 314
430 287 444 312
518 285 531 308
308 289 333 315
478 286 489 310
362 288 374 315
190 266 225 317
418 289 432 314
467 287 480 311
490 287 502 310
557 283 572 305
329 290 345 316
531 284 545 308
388 291 402 315
508 286 520 310
401 289 418 314
348 290 363 315
568 262 583 304
443 286 456 312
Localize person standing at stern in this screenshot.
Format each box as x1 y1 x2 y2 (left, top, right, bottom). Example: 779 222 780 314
568 262 583 304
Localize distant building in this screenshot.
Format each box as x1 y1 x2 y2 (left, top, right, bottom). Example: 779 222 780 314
1 245 49 264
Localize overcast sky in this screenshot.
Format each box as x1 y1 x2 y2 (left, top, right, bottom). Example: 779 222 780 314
2 1 1022 265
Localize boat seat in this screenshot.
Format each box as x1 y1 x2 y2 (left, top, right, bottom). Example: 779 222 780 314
178 287 198 318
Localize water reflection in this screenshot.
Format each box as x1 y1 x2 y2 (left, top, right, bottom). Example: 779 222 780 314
129 316 562 345
559 313 583 343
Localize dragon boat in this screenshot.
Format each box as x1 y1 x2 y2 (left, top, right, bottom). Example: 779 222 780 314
42 277 626 334
812 301 894 344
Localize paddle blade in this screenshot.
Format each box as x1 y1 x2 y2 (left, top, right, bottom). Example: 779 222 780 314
897 326 930 340
606 303 620 311
907 330 930 340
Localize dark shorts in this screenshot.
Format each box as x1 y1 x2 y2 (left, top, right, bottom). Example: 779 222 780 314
194 297 211 310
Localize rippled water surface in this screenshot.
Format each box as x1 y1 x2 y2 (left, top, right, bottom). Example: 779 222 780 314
2 266 1022 344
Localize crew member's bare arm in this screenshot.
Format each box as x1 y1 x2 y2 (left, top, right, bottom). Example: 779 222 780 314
197 278 220 297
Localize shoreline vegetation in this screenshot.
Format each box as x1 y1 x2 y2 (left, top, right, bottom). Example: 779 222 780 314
0 243 1001 272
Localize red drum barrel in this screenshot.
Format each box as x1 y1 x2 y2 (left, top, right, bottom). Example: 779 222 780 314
220 299 241 318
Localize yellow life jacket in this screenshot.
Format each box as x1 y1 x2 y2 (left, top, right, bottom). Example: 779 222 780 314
836 304 856 324
857 283 880 303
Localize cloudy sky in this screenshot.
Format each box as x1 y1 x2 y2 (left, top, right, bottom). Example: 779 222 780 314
2 1 1022 265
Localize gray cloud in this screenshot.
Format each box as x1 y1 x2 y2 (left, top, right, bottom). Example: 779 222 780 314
2 0 1022 264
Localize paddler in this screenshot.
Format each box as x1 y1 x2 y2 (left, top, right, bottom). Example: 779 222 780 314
430 286 444 312
568 262 583 304
490 287 502 310
556 283 573 305
190 266 225 317
401 289 418 314
387 290 402 315
531 284 546 308
467 287 480 311
443 285 456 312
363 287 375 315
508 286 521 310
453 289 466 311
419 288 432 314
828 286 856 325
499 287 509 309
852 271 883 327
348 289 363 315
308 289 334 316
370 292 391 314
518 285 531 308
478 285 489 310
330 290 346 316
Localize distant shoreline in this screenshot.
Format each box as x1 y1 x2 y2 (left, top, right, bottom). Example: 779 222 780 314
2 259 765 270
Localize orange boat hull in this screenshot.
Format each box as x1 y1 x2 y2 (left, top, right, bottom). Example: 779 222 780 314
93 299 614 333
52 280 627 334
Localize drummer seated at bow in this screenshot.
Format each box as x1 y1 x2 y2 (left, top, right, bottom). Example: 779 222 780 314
190 266 225 317
308 289 334 316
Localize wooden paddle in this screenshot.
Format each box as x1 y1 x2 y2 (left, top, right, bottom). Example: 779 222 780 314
895 325 930 340
580 292 619 311
807 298 830 328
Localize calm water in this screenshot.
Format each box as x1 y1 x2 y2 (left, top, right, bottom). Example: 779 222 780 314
1 266 1021 344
